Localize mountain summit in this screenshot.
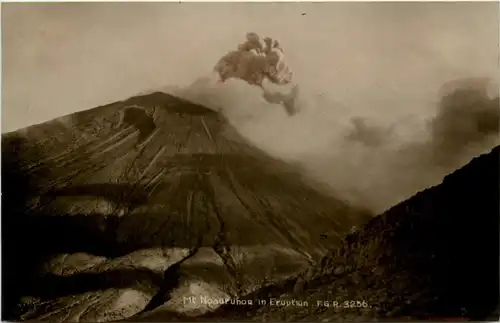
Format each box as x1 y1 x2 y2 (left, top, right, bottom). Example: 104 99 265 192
2 91 370 321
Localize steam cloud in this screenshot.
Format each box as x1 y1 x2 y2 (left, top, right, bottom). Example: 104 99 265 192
429 78 500 165
173 34 499 214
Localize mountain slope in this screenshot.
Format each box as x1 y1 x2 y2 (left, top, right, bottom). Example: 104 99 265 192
178 145 498 322
2 92 371 321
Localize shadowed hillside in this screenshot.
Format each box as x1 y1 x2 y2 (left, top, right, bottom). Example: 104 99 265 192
222 146 499 321
1 92 371 322
131 146 499 321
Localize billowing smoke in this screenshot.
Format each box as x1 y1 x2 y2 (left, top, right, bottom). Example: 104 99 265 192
174 33 500 213
429 78 500 166
213 32 293 87
209 32 299 116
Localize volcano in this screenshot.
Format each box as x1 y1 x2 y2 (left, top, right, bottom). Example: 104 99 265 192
2 91 371 321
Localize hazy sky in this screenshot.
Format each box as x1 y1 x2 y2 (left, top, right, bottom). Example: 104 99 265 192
2 2 499 133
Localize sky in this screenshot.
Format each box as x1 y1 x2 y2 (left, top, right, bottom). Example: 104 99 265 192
2 2 499 133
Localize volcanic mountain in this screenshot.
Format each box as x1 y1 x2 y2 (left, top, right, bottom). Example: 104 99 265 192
2 92 371 321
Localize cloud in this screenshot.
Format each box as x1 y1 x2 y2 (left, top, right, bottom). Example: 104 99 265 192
213 32 293 87
177 70 499 213
428 78 500 165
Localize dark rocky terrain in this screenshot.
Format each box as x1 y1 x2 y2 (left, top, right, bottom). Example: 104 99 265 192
2 92 371 322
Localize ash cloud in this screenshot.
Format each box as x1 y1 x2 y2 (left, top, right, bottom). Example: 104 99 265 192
346 117 394 147
428 78 500 166
176 35 499 213
212 32 293 88
333 79 499 212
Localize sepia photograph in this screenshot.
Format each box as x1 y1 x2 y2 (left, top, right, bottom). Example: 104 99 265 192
1 2 499 321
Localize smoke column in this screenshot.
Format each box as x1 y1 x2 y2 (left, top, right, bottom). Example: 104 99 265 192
176 36 499 213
